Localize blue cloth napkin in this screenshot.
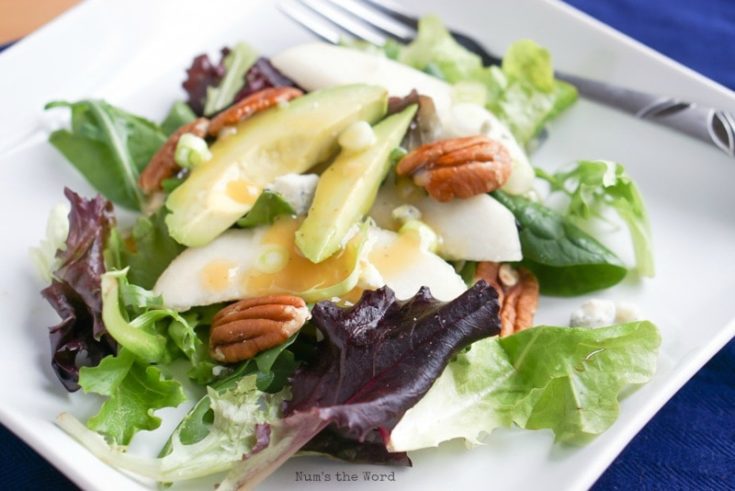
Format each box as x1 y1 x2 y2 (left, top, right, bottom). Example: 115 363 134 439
1 1 733 489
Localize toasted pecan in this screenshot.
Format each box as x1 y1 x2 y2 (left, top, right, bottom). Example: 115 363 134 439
210 295 310 363
475 262 539 337
207 86 303 136
396 135 512 201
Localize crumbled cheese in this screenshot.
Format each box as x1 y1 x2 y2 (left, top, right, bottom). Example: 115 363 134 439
569 299 616 328
338 120 376 151
267 173 319 215
615 301 642 323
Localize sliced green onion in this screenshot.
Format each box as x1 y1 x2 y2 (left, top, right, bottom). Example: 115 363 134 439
174 133 211 169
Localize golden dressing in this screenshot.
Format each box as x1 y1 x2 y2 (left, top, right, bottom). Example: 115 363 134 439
368 230 422 279
201 259 237 292
226 179 260 205
243 217 356 296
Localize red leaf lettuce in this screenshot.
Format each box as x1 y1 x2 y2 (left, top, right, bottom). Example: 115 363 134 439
219 282 500 489
41 188 117 391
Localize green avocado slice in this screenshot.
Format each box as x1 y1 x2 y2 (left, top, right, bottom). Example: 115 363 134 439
296 104 418 263
165 84 388 247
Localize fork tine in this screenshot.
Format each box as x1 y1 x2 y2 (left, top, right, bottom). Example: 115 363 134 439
357 0 419 30
296 0 387 46
324 0 415 43
277 0 342 44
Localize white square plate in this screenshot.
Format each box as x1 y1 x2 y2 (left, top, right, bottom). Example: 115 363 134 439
1 0 734 490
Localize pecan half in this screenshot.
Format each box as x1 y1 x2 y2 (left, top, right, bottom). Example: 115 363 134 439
396 135 512 202
210 295 310 363
476 262 539 337
207 86 304 136
139 117 210 194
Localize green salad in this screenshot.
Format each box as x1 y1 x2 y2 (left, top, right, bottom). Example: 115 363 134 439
33 16 659 490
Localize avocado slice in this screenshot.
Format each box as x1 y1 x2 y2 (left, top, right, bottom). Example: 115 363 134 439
296 105 417 263
166 84 388 247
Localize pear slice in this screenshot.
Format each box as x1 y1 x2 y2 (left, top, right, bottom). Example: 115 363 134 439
154 218 368 310
370 180 522 262
366 228 467 301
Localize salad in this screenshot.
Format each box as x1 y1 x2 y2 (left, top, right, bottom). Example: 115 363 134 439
34 16 661 490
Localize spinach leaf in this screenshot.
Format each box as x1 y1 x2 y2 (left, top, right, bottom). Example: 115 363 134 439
107 208 184 289
493 190 627 295
536 160 654 277
161 100 196 136
236 190 295 228
46 100 167 210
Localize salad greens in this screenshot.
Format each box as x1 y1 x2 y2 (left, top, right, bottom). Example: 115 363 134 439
387 16 577 146
390 320 660 450
536 160 655 276
79 348 185 445
100 269 197 364
203 42 258 116
46 100 167 211
236 190 296 228
59 374 287 482
106 209 184 290
37 14 661 488
494 190 628 295
41 189 117 391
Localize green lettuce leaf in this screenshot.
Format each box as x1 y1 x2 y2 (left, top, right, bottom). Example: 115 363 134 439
78 348 185 445
389 321 660 451
493 190 627 295
100 269 198 364
46 100 167 210
203 43 258 116
485 40 577 146
536 160 654 277
398 16 484 83
236 191 295 228
58 374 287 482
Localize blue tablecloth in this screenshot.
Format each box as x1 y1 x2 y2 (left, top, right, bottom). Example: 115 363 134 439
1 1 733 489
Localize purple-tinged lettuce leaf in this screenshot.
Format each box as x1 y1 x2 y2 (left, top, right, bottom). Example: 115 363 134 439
182 49 228 116
41 188 117 391
232 57 301 103
217 283 500 490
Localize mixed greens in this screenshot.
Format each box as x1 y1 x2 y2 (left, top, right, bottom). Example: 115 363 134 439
35 15 660 489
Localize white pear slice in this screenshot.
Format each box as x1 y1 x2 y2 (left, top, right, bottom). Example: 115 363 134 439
367 228 467 301
154 218 368 310
154 229 262 310
154 218 466 310
370 181 522 262
272 43 533 194
420 195 522 262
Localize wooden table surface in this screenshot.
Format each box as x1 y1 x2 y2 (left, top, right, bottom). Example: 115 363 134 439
0 0 80 44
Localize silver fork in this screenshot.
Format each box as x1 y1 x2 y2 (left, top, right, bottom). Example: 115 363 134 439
278 0 735 158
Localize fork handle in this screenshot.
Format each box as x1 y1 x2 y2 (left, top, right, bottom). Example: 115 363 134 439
556 72 735 158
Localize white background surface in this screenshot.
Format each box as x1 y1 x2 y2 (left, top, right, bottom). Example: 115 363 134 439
0 0 734 490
